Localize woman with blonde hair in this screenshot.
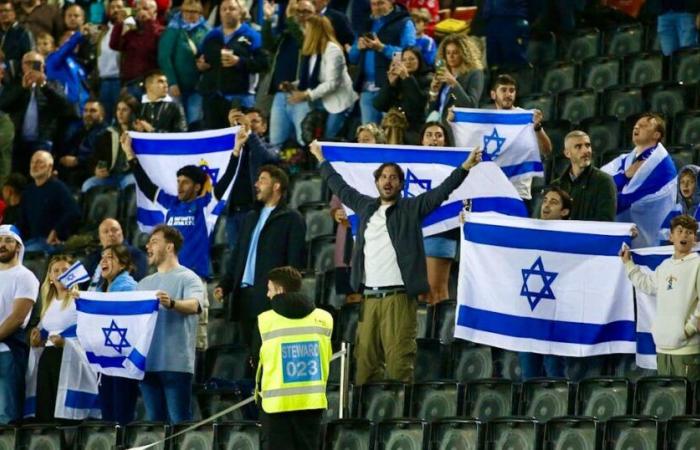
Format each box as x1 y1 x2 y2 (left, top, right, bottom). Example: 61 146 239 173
428 33 484 121
287 15 357 141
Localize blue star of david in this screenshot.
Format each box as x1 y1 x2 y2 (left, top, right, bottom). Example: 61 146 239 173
520 256 558 311
402 169 432 198
483 128 506 158
199 163 220 185
102 320 131 354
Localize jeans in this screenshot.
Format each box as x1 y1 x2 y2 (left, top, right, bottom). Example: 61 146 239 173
325 107 352 140
99 78 121 124
176 91 204 129
139 371 193 424
658 12 698 56
99 375 140 424
0 351 24 424
23 238 62 255
518 352 565 381
81 172 136 193
225 93 255 109
486 16 530 68
269 92 308 146
359 90 382 125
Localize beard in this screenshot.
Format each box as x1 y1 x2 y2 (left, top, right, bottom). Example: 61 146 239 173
0 247 17 263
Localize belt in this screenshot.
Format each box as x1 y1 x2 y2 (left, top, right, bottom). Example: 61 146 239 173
363 286 406 299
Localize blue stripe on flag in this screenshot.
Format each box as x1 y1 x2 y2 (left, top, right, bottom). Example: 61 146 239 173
457 304 636 344
423 201 463 228
137 208 165 226
61 324 77 338
212 200 226 215
463 221 630 256
86 352 125 368
617 155 677 214
454 111 533 125
471 197 528 217
133 134 234 155
636 332 655 355
501 161 544 178
632 253 669 271
323 145 467 166
23 397 35 416
76 299 159 315
40 329 48 340
128 349 147 371
65 390 101 409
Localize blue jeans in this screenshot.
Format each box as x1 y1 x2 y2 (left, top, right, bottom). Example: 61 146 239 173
225 93 255 109
486 16 530 67
269 92 308 146
139 371 193 424
81 172 136 193
518 352 565 380
658 12 698 56
0 351 24 424
360 90 382 125
99 78 121 124
99 374 140 425
177 91 204 128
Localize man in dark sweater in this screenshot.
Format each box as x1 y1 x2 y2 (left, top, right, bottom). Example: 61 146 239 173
309 142 481 385
551 130 617 222
18 150 80 253
0 0 33 82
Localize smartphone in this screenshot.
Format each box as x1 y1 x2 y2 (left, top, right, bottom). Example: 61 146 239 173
363 32 376 40
392 51 402 65
31 61 42 71
435 59 445 74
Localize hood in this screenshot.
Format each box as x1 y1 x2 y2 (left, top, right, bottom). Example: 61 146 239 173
167 12 208 32
270 292 315 319
677 164 700 214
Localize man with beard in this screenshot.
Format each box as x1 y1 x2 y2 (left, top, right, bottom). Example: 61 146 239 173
0 224 40 424
58 100 109 187
309 142 481 384
136 224 204 424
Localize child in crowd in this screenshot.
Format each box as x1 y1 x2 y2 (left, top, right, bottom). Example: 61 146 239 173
410 8 436 66
622 214 700 380
659 165 700 243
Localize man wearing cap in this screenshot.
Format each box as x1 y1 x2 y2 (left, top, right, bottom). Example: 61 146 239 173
0 224 40 424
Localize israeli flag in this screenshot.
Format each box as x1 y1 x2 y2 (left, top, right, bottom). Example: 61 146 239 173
130 127 239 233
456 212 635 357
450 108 543 181
76 290 159 380
57 261 90 289
601 143 677 248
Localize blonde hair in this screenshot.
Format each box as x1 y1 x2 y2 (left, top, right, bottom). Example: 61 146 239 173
436 33 484 75
40 255 78 319
356 123 386 143
301 15 338 56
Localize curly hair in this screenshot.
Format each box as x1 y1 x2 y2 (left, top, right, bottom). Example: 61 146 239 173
436 33 484 75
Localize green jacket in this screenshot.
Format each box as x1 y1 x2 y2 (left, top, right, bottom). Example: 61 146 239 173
157 19 210 92
551 164 618 221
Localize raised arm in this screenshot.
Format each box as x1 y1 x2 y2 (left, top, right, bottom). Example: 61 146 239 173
121 133 159 201
621 248 658 296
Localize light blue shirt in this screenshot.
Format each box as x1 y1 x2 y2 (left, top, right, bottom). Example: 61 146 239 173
241 206 274 286
21 87 38 140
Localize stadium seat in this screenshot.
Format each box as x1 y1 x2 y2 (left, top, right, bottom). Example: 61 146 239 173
605 23 644 57
203 344 250 383
117 183 138 233
427 418 484 450
544 417 603 450
602 416 662 450
416 302 430 339
211 216 228 247
542 120 573 182
23 252 48 284
669 146 695 171
206 317 239 348
561 28 601 61
213 421 261 449
486 417 543 450
644 82 692 119
527 31 558 66
463 378 517 420
581 116 623 154
415 338 449 382
558 89 598 125
324 383 342 423
374 419 428 450
582 57 621 92
308 235 335 272
83 186 120 230
301 204 334 243
209 245 231 279
673 110 700 147
644 21 660 52
355 382 408 421
634 376 691 420
0 426 15 450
299 270 321 305
198 389 247 422
289 175 325 209
335 303 360 344
508 65 537 97
665 416 700 450
576 377 632 421
123 422 170 450
610 353 655 382
695 380 700 413
323 419 373 450
625 52 665 86
429 299 457 343
519 94 556 122
170 423 214 450
73 422 119 450
411 382 462 421
602 85 645 121
451 340 494 381
672 47 700 84
540 62 578 95
519 378 574 421
492 349 522 381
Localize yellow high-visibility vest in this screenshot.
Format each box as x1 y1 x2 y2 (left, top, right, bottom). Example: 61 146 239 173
256 308 333 413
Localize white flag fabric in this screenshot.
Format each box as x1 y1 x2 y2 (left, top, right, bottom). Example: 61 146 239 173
76 290 159 380
450 108 543 182
601 143 677 248
57 261 90 289
130 127 239 234
456 212 635 357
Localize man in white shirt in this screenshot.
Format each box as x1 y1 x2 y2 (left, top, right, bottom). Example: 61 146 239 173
0 224 39 424
97 0 125 123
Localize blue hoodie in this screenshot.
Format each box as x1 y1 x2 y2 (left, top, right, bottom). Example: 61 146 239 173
45 32 89 113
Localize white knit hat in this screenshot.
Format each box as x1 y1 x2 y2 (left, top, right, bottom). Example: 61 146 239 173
0 224 25 262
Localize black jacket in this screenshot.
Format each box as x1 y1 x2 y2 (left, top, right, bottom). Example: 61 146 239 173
319 161 468 297
220 204 306 320
551 164 617 221
137 100 187 132
0 23 33 81
373 72 430 141
323 8 354 48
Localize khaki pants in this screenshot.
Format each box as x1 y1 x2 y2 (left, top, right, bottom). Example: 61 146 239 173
197 278 209 351
354 293 417 385
657 353 700 381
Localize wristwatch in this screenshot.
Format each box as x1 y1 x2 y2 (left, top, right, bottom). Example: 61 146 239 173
168 298 176 309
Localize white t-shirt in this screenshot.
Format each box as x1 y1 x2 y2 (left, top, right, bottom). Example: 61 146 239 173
0 264 39 352
363 205 404 288
39 298 77 347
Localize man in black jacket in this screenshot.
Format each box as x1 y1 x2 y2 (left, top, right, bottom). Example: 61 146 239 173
309 142 481 384
135 70 187 133
0 0 32 82
214 164 306 360
313 0 354 48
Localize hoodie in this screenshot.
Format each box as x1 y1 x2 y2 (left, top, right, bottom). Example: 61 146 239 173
677 164 700 217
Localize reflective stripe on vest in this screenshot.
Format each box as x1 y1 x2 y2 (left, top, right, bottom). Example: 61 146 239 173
260 326 332 342
262 384 327 398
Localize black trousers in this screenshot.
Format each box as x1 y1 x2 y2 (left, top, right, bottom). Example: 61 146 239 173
260 409 324 450
36 346 62 422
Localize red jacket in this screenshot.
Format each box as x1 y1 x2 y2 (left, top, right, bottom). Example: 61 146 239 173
109 20 163 82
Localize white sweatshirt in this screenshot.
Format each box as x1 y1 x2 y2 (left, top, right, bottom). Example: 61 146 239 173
625 253 700 354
